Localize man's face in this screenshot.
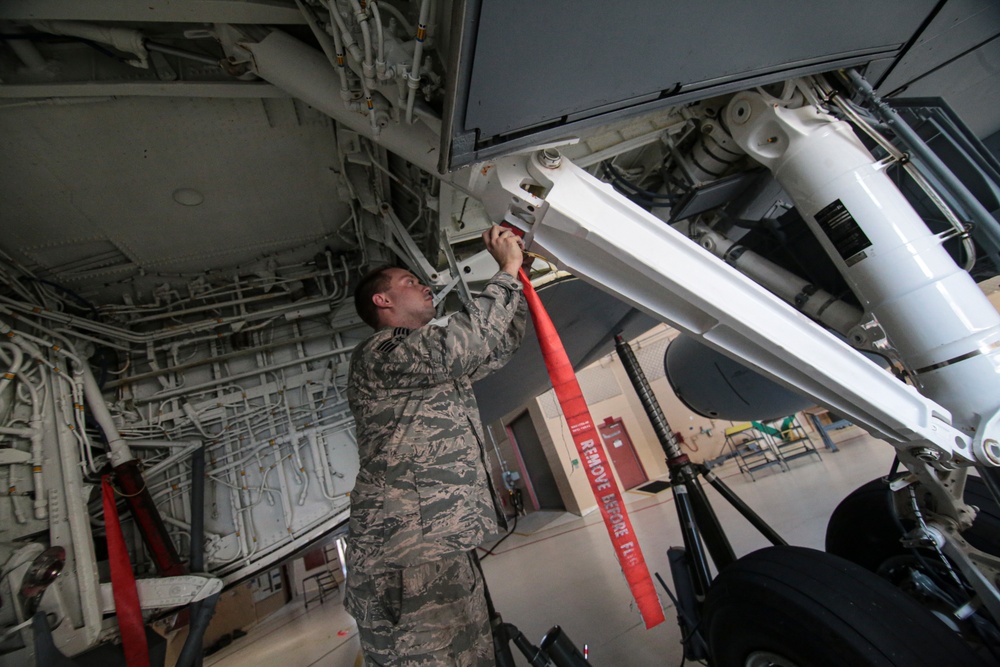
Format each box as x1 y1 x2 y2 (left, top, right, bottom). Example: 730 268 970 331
377 268 435 327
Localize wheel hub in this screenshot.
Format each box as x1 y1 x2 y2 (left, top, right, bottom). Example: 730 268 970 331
745 650 799 667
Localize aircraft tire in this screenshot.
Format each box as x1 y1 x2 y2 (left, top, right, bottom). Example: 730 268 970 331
702 546 988 667
825 475 1000 570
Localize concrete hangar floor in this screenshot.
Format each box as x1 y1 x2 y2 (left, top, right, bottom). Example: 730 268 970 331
203 426 894 667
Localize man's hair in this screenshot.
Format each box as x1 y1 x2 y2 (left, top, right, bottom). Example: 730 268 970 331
354 265 395 329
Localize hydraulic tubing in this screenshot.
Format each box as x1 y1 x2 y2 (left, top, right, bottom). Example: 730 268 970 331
405 0 432 124
846 70 1000 254
823 87 976 271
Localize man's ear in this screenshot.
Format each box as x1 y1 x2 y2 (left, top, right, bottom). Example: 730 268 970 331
372 292 391 309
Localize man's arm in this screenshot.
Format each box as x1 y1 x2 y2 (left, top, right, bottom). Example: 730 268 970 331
467 225 528 377
469 276 527 381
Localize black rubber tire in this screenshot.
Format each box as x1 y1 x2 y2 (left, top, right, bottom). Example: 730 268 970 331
962 475 1000 555
703 546 989 667
825 475 1000 570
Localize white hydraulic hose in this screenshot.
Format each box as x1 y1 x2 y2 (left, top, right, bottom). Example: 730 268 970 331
325 0 363 63
142 440 203 480
0 293 336 345
289 435 310 506
347 0 375 87
0 298 139 345
0 318 83 370
28 419 45 519
69 372 100 475
254 452 277 507
2 354 33 523
9 326 99 480
377 1 414 35
10 354 48 520
8 464 26 524
0 341 34 517
0 313 125 478
294 0 351 99
328 27 354 101
405 0 432 124
182 402 213 439
0 340 23 396
324 0 377 132
0 318 92 490
137 342 354 403
80 362 132 468
308 431 344 501
370 1 387 79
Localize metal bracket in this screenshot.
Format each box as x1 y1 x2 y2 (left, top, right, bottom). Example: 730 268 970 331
935 525 1000 623
99 574 223 612
438 230 473 308
378 204 446 287
0 448 31 465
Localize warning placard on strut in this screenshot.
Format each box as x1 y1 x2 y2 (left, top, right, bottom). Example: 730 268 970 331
814 198 872 265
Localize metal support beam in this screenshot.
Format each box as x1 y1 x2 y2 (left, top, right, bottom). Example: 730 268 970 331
0 1 308 24
0 82 285 99
472 150 980 466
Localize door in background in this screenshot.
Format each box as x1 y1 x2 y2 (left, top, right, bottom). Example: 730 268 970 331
507 411 566 511
598 417 648 490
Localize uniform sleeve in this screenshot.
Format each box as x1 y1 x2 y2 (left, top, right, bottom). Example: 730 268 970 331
469 285 527 382
368 271 524 389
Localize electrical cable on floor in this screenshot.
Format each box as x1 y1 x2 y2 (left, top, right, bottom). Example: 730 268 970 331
479 487 523 560
478 513 517 561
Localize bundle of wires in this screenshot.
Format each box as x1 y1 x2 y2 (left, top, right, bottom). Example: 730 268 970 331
600 160 680 209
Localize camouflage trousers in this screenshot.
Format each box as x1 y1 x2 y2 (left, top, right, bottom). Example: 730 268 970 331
346 551 495 666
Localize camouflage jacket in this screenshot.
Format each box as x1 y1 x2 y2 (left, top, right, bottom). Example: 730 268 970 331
346 271 527 574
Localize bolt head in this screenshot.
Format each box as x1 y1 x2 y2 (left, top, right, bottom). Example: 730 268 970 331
730 100 752 125
972 437 1000 467
539 148 562 169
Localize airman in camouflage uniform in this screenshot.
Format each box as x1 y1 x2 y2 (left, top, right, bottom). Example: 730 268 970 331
345 226 527 666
